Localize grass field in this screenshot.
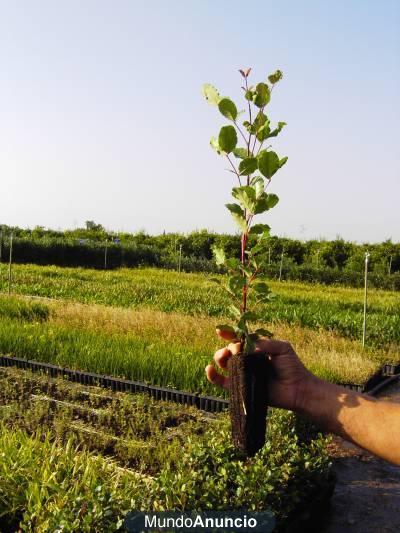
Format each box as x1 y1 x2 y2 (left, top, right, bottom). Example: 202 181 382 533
1 264 399 347
0 264 398 394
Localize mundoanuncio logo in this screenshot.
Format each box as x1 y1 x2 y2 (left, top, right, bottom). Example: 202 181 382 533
124 511 275 532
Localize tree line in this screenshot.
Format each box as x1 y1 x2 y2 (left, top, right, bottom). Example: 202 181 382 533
0 223 399 289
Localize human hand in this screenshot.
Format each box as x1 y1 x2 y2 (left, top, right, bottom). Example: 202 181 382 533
205 330 315 412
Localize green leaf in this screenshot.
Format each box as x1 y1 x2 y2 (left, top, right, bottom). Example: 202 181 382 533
240 311 260 322
210 137 222 154
232 186 257 213
218 125 237 153
226 203 247 231
279 156 288 168
225 203 244 216
253 193 279 215
254 327 273 338
232 147 248 159
253 282 270 295
245 89 255 101
253 110 268 129
202 83 221 105
268 122 286 138
229 305 242 319
216 324 236 335
232 214 248 232
228 275 246 294
268 70 283 84
249 224 271 235
239 157 258 176
253 82 270 108
266 193 279 209
225 257 240 270
250 176 264 198
241 266 253 277
256 122 271 141
244 334 256 353
258 151 280 178
212 246 225 266
218 98 238 121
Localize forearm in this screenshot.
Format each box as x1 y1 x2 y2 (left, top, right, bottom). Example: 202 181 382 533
296 376 400 465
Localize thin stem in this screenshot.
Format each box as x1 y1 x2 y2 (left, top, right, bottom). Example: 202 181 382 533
244 78 253 156
226 155 242 186
233 121 248 146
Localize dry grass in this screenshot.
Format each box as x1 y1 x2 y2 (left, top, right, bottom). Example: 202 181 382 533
49 300 387 385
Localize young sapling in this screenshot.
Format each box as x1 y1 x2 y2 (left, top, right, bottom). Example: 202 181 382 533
203 68 287 456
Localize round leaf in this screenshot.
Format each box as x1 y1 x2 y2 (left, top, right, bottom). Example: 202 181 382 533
232 147 248 159
268 70 283 84
218 98 238 121
253 82 270 108
258 151 280 178
239 157 258 176
202 84 221 105
218 125 237 153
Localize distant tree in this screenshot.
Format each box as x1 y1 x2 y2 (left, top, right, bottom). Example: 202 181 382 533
85 221 104 232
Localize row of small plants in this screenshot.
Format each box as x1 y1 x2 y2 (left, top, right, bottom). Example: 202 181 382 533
1 265 400 347
0 293 396 395
0 367 332 532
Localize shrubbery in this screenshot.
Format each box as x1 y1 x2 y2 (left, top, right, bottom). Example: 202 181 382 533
0 227 399 289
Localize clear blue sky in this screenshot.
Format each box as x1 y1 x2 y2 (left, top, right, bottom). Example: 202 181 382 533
1 0 399 242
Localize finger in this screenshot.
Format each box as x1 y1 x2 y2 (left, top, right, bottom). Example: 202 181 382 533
216 327 238 342
254 338 292 356
214 347 232 370
227 342 242 356
205 364 229 390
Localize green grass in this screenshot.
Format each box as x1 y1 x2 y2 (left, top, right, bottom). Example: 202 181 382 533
2 264 400 347
0 316 214 395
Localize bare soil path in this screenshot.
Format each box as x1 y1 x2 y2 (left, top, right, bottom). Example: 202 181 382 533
321 378 400 533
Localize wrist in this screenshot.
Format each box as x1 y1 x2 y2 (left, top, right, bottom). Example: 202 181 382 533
294 373 328 418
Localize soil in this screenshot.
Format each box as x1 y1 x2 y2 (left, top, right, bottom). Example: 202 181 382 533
228 352 268 456
321 377 400 533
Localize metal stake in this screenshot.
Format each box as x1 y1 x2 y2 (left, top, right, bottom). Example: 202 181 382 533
8 233 13 295
178 244 182 273
279 249 284 282
362 252 370 348
104 239 108 269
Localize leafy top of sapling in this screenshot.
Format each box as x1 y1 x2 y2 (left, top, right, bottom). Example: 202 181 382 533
203 68 287 353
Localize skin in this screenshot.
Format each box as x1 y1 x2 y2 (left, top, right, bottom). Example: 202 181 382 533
206 332 400 466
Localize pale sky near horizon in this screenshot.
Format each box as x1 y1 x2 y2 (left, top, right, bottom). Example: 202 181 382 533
1 0 399 243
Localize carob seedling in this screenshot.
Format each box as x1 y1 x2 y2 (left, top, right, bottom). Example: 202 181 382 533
203 68 287 456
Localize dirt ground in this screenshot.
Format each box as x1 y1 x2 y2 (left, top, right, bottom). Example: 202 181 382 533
321 378 400 533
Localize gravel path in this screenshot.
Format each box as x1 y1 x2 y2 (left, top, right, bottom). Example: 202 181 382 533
322 377 400 533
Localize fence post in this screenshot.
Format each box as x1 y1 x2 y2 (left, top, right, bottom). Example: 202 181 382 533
388 255 392 276
279 249 284 282
362 252 370 348
8 233 13 295
178 244 182 273
104 239 108 269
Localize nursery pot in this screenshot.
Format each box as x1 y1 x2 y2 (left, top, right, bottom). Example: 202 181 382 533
228 351 269 457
